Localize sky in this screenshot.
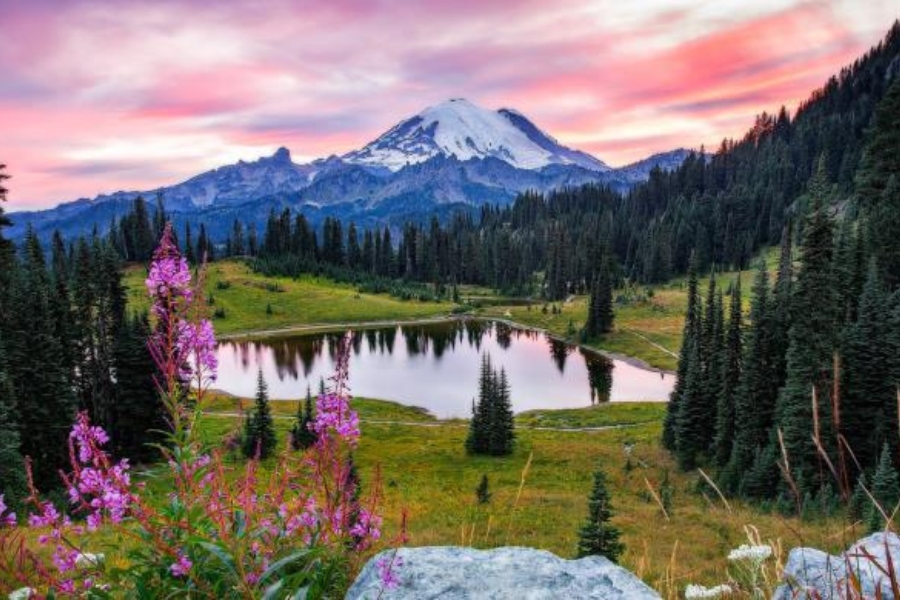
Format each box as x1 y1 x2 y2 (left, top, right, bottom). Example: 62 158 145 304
1 0 898 210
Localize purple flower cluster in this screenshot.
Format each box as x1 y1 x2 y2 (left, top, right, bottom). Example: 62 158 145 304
312 392 360 443
145 224 193 316
170 552 192 578
0 494 16 527
349 507 382 550
177 319 218 383
377 554 403 590
66 412 134 531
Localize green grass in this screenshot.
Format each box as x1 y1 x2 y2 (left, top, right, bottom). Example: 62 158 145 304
192 398 855 597
124 260 453 336
478 248 781 371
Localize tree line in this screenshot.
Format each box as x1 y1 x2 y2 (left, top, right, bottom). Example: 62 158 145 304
664 61 900 523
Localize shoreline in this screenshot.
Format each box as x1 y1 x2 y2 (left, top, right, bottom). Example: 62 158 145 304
216 313 677 376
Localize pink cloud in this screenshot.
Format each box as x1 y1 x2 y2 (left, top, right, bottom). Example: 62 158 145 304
0 0 897 208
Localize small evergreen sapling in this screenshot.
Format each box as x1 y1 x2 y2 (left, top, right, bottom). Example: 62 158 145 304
242 369 277 459
576 466 624 562
291 385 318 450
868 444 900 532
476 474 491 504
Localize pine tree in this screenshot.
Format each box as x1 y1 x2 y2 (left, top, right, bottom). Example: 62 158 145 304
576 467 624 562
110 313 166 463
858 78 900 288
488 368 515 456
243 370 277 459
0 337 25 506
582 264 614 340
664 255 700 450
476 474 491 504
772 182 838 496
6 228 76 489
725 264 775 493
841 261 892 472
291 385 318 451
714 277 742 467
868 444 900 532
674 335 705 470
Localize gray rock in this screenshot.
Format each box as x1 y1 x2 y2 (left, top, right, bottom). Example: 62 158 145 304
346 546 661 600
774 532 900 599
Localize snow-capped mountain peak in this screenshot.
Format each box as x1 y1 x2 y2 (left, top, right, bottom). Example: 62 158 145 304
344 98 609 172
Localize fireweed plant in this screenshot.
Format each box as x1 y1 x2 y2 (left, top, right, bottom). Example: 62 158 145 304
0 223 399 598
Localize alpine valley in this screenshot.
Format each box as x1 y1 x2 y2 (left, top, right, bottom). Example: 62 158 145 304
8 98 695 242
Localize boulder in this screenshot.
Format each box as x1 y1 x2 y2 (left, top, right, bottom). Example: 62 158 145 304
774 532 900 599
346 546 660 599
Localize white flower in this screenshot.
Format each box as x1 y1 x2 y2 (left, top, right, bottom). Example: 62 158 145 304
684 583 732 599
75 552 105 568
8 588 34 600
727 544 772 562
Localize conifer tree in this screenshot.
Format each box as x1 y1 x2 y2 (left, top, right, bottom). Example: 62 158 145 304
772 181 838 495
841 262 892 471
858 78 900 288
243 370 277 459
0 337 25 506
6 228 76 489
291 385 318 451
868 444 900 532
488 368 515 456
576 467 624 562
110 313 165 463
674 335 705 470
664 255 700 450
714 277 742 467
476 474 491 504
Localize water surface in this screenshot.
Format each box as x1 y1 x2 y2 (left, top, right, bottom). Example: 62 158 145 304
214 320 674 419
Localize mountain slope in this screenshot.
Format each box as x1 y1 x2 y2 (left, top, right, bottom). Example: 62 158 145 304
8 99 694 241
343 98 609 172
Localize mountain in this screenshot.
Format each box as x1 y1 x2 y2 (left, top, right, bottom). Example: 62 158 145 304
343 98 610 172
8 99 696 241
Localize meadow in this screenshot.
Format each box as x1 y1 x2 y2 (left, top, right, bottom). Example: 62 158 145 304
196 396 857 598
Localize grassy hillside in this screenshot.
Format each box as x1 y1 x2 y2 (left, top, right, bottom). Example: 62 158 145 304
478 249 779 371
124 260 453 336
195 398 855 598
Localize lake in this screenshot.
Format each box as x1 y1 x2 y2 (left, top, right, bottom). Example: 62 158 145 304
214 320 675 419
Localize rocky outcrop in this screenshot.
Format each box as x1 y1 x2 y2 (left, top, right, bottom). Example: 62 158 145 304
346 546 660 599
774 532 900 599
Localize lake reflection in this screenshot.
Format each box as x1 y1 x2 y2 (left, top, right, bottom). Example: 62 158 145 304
215 320 674 418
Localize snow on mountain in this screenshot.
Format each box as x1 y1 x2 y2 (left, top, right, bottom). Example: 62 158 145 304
344 98 609 173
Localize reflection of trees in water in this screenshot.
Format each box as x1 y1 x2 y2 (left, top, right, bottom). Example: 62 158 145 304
495 322 512 349
464 319 490 350
547 337 572 373
581 349 613 404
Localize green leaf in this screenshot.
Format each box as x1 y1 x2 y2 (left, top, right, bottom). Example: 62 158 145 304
197 541 239 579
261 580 285 600
258 549 312 584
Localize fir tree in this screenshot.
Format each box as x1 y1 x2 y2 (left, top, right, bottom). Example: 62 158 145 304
110 313 165 463
714 277 742 467
868 444 900 532
488 368 515 456
576 467 624 562
243 370 277 459
0 337 25 506
858 78 900 288
724 264 775 493
664 255 700 450
772 181 838 496
476 474 491 504
841 261 892 472
291 385 318 451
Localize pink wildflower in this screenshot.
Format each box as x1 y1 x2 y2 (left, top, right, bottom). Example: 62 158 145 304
170 552 192 578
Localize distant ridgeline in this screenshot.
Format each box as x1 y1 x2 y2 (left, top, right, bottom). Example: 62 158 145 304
35 22 899 300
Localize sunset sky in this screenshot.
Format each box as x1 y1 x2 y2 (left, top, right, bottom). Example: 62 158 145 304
1 0 898 210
